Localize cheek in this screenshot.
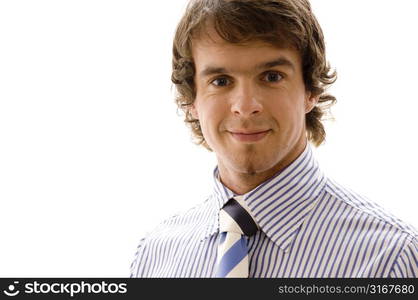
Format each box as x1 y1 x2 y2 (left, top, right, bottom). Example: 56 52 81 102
200 104 230 147
200 98 227 122
272 90 306 116
268 100 305 134
198 103 221 134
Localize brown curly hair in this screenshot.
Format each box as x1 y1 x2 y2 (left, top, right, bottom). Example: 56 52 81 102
171 0 337 150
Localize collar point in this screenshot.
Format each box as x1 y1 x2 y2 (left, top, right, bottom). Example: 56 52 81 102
280 244 292 253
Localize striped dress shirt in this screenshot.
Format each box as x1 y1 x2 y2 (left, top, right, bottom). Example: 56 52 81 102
130 144 418 278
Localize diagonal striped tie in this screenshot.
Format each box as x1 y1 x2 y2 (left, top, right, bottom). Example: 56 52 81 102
215 196 259 278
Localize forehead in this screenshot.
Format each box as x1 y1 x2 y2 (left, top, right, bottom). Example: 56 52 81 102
191 28 301 74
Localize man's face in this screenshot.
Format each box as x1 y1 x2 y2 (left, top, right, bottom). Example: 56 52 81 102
191 31 317 178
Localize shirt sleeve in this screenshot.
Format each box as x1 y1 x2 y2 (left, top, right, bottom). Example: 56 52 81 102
129 237 147 278
389 238 418 278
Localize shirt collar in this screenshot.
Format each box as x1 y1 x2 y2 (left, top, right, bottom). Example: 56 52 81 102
201 143 326 252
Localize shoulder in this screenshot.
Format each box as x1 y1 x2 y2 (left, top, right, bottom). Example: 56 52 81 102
320 177 417 277
130 196 217 277
322 176 418 240
154 195 216 232
131 196 216 248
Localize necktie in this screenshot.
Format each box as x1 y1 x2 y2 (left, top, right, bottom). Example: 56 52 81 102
215 196 258 278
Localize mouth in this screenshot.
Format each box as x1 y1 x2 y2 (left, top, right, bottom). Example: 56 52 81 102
228 129 271 143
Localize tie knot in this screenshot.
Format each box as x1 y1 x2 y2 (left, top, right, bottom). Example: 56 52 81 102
219 196 259 236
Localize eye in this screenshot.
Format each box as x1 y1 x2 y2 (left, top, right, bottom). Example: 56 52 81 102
262 71 283 83
211 77 231 87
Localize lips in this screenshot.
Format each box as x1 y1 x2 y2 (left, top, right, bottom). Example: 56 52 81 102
231 130 269 135
229 129 271 143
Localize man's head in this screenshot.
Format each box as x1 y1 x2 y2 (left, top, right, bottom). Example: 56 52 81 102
171 0 336 178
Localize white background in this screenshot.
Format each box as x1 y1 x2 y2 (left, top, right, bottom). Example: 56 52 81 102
0 0 417 277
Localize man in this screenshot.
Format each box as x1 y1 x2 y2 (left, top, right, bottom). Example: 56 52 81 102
130 0 418 278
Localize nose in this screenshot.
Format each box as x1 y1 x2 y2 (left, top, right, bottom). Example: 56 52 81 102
230 81 263 117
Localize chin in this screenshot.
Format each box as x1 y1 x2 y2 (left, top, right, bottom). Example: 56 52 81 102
230 156 278 176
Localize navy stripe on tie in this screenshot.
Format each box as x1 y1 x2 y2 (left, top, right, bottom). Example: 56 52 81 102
223 198 258 236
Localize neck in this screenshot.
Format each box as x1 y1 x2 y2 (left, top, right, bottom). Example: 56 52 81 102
217 140 307 195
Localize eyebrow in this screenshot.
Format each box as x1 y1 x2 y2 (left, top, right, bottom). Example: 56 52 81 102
257 57 295 71
199 57 295 77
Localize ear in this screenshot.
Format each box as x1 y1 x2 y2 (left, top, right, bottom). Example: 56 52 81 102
190 103 199 120
305 92 319 114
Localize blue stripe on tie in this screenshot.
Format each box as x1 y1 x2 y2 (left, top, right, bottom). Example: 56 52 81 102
219 232 227 245
216 236 247 277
